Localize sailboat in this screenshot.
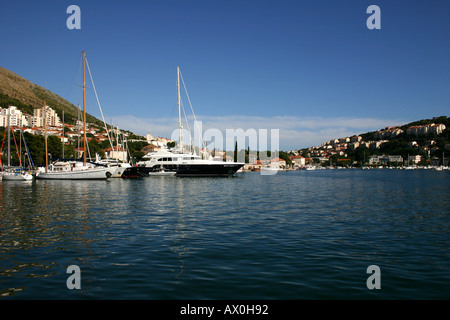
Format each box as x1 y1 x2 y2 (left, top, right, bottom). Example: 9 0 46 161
1 118 33 181
36 51 113 180
125 66 244 177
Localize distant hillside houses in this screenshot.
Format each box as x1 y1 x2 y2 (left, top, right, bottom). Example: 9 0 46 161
318 134 389 155
369 155 404 165
293 118 449 167
32 105 61 127
145 133 174 147
0 106 29 127
374 126 404 139
406 123 446 136
1 105 60 128
312 122 447 155
0 105 140 145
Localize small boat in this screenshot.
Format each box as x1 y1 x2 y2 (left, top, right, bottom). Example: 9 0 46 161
95 156 132 178
148 166 176 176
1 119 35 181
2 168 33 181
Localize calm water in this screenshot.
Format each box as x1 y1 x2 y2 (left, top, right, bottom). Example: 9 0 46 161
0 169 449 300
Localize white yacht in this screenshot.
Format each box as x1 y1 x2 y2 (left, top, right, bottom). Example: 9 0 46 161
131 147 243 177
123 66 244 177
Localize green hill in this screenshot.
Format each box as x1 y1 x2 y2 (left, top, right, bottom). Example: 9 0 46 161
298 116 450 166
0 66 103 126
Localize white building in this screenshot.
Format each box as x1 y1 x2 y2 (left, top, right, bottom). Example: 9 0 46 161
32 106 60 127
375 127 404 139
270 157 286 169
407 123 446 136
0 106 29 127
104 146 128 162
369 155 403 165
408 155 422 164
292 155 306 167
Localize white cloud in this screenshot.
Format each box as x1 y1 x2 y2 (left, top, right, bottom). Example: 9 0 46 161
112 114 406 150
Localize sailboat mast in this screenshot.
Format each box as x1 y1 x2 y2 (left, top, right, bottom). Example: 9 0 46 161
83 50 87 166
44 101 48 173
7 112 10 167
177 66 183 152
62 110 65 159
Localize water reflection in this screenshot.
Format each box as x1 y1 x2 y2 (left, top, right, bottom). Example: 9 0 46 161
0 180 112 297
1 170 449 299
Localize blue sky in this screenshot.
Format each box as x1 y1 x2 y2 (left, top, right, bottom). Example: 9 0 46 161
1 0 449 149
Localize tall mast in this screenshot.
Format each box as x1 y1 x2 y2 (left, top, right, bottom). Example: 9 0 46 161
44 101 48 172
83 50 87 166
7 112 10 167
62 110 65 159
177 66 183 152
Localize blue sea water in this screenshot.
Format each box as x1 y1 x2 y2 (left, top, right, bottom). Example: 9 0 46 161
0 169 449 300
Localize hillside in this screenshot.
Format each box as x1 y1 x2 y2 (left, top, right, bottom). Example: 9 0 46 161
0 66 103 126
302 116 450 167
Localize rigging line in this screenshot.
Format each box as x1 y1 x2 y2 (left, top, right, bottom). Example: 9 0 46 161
179 70 207 155
180 99 193 154
161 103 176 142
84 56 115 152
22 133 34 169
11 129 22 167
86 137 92 161
0 126 7 167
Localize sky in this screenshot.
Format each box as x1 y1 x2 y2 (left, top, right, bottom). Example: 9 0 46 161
0 0 449 150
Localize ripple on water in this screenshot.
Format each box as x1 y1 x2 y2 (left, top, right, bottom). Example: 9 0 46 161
0 170 449 299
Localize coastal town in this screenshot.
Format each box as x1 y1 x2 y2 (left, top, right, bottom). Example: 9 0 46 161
0 105 136 163
0 105 449 172
285 121 448 170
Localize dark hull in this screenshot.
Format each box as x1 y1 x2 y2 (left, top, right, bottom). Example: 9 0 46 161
175 163 244 177
123 163 244 178
121 167 148 178
139 166 178 175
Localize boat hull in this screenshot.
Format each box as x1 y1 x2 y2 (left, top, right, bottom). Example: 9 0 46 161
121 167 148 178
148 171 176 176
36 167 112 180
2 172 33 181
175 163 244 177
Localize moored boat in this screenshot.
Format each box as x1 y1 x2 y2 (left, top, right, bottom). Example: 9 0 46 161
2 168 33 181
36 51 112 181
35 160 112 180
132 66 244 177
